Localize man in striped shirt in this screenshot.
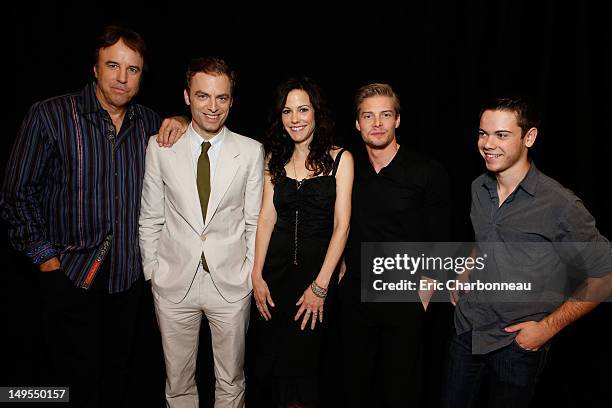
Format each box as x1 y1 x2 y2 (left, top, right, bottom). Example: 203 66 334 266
1 26 185 407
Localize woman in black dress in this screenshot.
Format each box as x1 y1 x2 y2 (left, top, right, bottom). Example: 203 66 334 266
250 77 353 407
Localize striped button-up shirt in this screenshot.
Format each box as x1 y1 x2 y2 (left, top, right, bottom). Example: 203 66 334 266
1 82 161 293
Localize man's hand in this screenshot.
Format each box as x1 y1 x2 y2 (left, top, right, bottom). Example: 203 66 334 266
504 320 556 351
419 275 436 311
449 288 460 306
449 254 474 306
156 116 189 147
39 257 60 272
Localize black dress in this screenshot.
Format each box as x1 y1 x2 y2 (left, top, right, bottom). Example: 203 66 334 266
250 150 345 406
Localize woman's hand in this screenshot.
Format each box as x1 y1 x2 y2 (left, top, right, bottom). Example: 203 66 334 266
253 275 274 320
294 284 325 330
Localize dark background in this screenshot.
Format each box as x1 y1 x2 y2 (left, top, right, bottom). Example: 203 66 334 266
3 1 611 407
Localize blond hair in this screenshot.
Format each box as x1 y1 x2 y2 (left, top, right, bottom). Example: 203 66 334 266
354 83 400 117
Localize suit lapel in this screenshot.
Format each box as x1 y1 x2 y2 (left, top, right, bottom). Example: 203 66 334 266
205 131 240 227
170 135 205 232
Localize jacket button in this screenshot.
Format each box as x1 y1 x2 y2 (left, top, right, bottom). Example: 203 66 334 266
201 235 206 241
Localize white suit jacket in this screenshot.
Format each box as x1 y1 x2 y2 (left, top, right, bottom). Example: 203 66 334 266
139 128 264 303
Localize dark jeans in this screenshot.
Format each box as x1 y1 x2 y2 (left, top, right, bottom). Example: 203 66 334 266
442 331 549 408
38 260 142 408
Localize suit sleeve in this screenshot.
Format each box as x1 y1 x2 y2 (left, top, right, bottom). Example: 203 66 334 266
139 135 166 280
243 144 264 272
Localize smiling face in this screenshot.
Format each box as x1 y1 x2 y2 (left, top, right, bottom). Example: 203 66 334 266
356 95 400 150
281 89 316 145
94 39 143 111
478 109 537 176
184 72 233 139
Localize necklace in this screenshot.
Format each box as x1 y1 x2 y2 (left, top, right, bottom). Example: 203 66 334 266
291 154 304 265
292 155 305 189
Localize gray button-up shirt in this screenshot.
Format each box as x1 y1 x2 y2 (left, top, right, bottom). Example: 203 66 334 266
455 163 612 354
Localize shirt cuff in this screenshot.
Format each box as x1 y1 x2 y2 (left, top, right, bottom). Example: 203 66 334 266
26 242 59 265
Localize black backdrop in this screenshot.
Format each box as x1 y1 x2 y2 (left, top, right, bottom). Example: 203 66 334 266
4 1 611 407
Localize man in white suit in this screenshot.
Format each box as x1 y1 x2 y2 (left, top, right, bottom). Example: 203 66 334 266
139 57 264 408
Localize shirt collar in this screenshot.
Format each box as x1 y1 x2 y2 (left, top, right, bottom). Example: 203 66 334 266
79 82 138 121
518 162 538 196
188 123 226 149
481 161 539 199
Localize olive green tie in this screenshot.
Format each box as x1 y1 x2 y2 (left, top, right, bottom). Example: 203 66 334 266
197 141 211 271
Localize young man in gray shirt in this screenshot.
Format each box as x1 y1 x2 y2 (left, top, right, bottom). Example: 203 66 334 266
443 97 612 407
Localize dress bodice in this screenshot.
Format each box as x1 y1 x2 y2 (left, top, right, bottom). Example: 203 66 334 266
273 175 336 239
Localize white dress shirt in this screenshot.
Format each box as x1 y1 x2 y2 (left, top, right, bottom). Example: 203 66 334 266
188 123 226 275
188 122 226 183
